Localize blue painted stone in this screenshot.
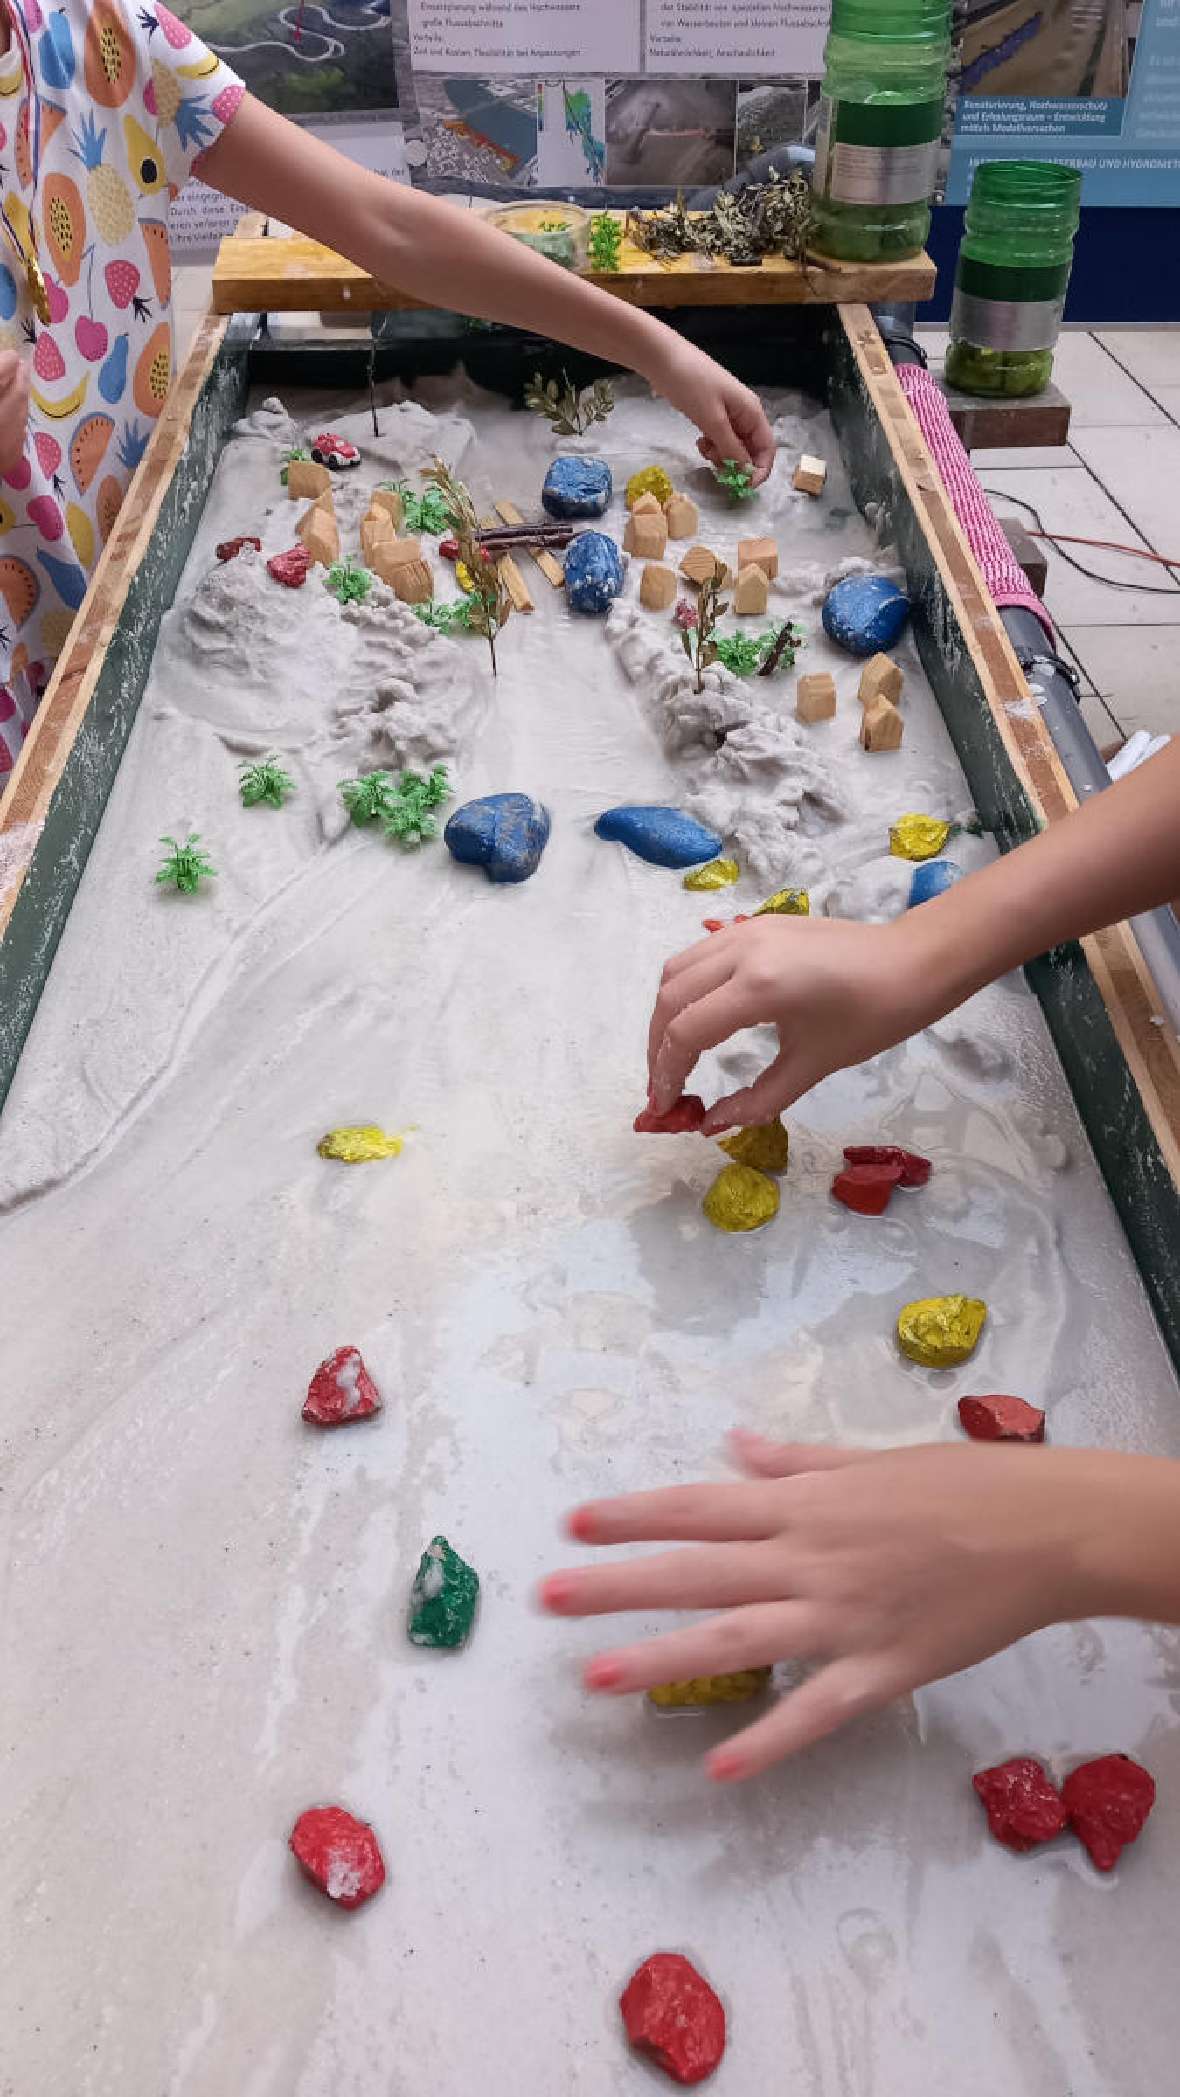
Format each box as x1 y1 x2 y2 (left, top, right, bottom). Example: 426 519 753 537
445 792 551 884
594 805 722 869
542 455 612 519
908 857 961 908
564 530 624 614
821 574 911 658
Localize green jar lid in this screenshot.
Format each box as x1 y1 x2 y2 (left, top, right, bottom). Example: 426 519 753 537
830 0 950 36
968 159 1082 234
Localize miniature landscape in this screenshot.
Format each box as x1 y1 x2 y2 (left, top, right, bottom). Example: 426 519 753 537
2 374 1179 2093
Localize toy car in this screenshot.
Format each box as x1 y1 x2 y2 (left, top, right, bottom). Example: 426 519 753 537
310 432 361 470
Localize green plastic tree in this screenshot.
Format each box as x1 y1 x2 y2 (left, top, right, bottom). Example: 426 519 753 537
279 446 311 487
523 370 614 439
339 769 398 826
325 558 373 606
414 598 475 635
714 457 755 502
587 212 622 271
155 833 216 894
239 755 296 808
383 480 451 536
715 620 805 677
381 766 451 848
424 458 512 678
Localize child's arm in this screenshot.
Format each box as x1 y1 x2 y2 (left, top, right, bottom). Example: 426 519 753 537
0 350 29 475
196 98 775 480
541 1434 1180 1780
646 738 1180 1130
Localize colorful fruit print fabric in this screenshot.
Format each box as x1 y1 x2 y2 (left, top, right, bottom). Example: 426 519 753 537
0 0 243 778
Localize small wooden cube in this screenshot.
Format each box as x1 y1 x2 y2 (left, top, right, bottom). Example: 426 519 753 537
732 562 769 617
370 487 404 528
663 491 699 540
795 671 837 723
793 454 827 496
860 696 904 752
680 543 726 587
858 652 903 708
639 560 676 611
631 491 664 518
369 535 422 586
624 510 668 560
392 557 434 605
737 535 778 581
361 509 395 565
296 499 340 568
287 458 332 501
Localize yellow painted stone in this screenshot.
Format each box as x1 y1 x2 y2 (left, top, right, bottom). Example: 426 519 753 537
718 1120 790 1174
683 858 740 892
897 1294 987 1368
317 1124 404 1164
754 887 809 917
890 813 953 862
649 1669 772 1710
625 465 674 509
702 1163 780 1232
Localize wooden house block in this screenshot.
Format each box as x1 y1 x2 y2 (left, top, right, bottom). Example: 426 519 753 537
860 696 904 752
663 491 699 540
361 509 395 565
858 652 903 708
391 557 434 605
624 510 668 559
631 491 664 518
793 454 827 496
368 536 422 586
639 561 676 611
679 543 727 587
370 487 404 528
296 499 339 567
737 535 778 580
795 671 837 723
732 562 769 616
287 458 332 501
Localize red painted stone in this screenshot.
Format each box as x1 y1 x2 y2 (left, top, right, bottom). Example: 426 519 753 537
439 535 491 563
289 1806 386 1907
267 545 312 588
620 1953 726 2086
1062 1754 1156 1871
303 1345 382 1428
842 1143 931 1187
831 1161 904 1215
216 533 262 562
634 1095 707 1135
972 1757 1068 1851
959 1393 1046 1443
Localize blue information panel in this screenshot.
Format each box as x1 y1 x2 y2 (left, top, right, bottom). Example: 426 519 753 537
949 0 1180 206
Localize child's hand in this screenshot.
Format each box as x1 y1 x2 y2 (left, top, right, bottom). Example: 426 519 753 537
0 351 30 475
541 1435 1142 1782
646 914 934 1132
644 337 776 484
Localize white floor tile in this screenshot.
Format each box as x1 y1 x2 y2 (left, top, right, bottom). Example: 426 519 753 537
1093 328 1180 396
972 444 1079 469
1045 330 1167 427
980 464 1180 626
1068 425 1180 561
1156 387 1180 425
1064 626 1180 738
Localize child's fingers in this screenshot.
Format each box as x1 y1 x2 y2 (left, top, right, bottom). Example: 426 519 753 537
541 1536 791 1617
646 948 734 1082
582 1600 815 1694
729 1431 870 1480
700 1051 797 1135
707 1653 902 1781
565 1479 789 1546
650 980 756 1112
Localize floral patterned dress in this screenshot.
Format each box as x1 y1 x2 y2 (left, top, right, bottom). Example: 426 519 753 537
0 0 242 777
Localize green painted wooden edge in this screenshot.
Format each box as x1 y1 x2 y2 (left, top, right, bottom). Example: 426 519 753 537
826 318 1180 1376
0 325 252 1113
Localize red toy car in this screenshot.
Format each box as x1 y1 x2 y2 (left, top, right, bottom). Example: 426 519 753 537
310 431 361 470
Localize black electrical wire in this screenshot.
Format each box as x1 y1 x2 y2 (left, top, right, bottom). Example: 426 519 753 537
982 487 1180 598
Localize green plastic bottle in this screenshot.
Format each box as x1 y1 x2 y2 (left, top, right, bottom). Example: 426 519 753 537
945 161 1082 398
810 0 952 264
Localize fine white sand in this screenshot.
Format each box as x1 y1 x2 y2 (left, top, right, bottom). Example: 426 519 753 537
2 377 1178 2097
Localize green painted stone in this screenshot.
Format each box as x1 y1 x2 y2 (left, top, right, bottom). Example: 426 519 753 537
407 1535 479 1649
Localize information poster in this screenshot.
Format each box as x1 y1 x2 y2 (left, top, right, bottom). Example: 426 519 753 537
949 0 1180 206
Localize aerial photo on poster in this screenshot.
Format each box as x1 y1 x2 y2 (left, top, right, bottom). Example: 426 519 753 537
174 0 396 117
960 0 1131 100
